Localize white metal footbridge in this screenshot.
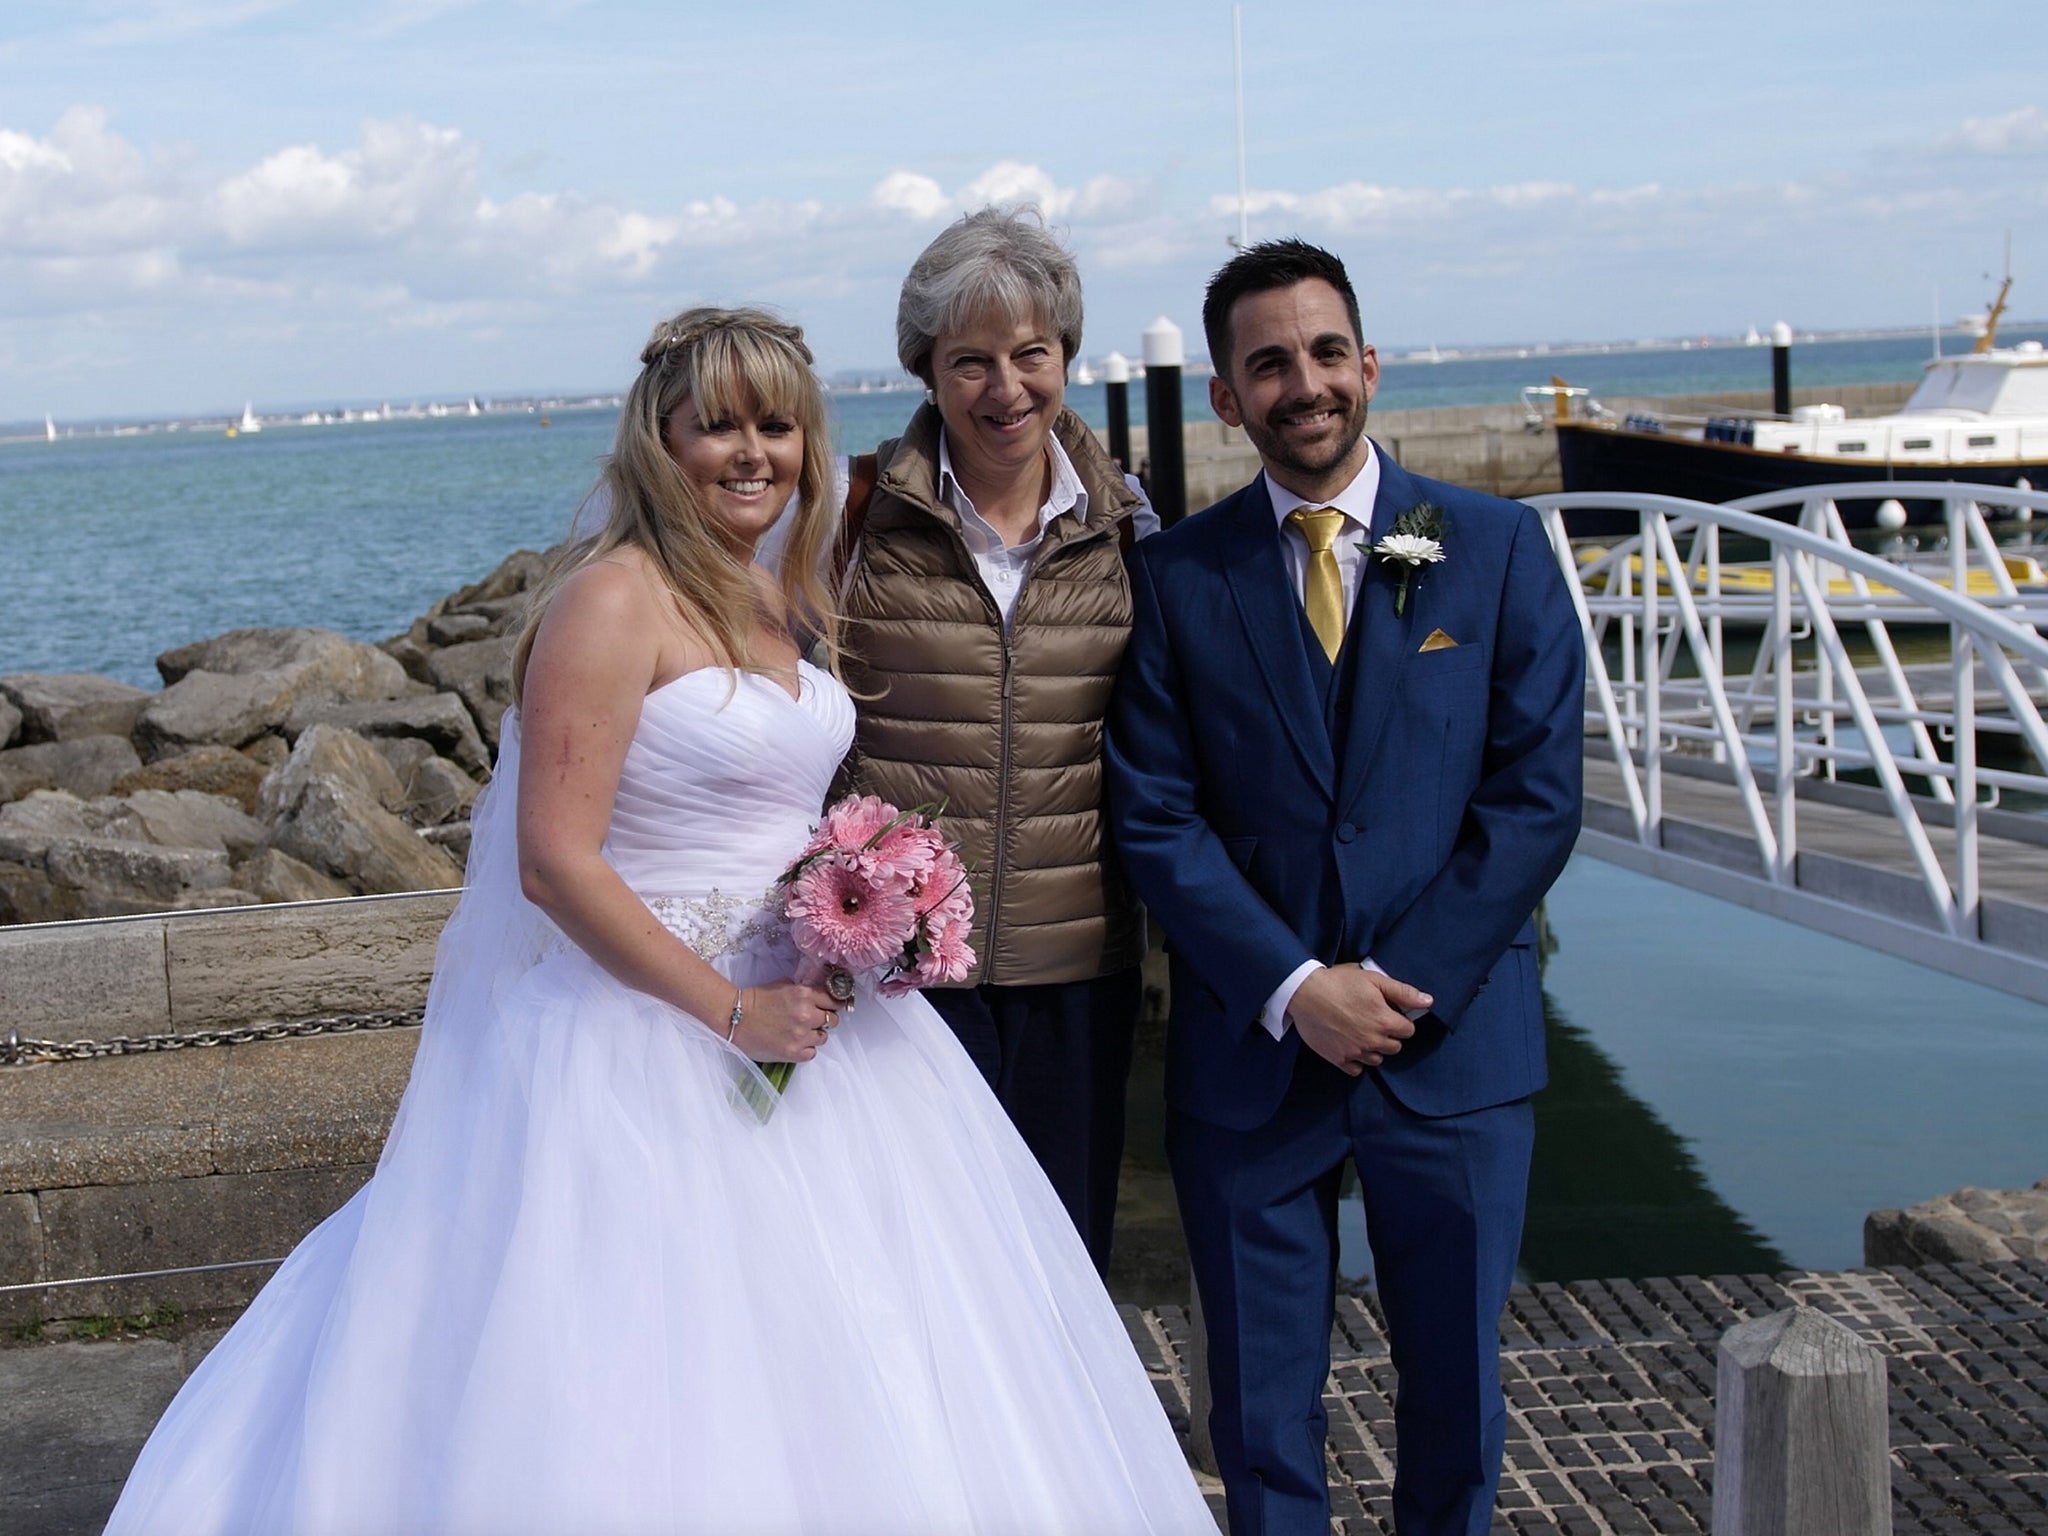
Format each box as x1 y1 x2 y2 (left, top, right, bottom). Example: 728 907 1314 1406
1532 482 2048 1004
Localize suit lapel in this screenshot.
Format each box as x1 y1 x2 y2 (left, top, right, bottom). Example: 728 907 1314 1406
1336 447 1422 821
1218 485 1337 798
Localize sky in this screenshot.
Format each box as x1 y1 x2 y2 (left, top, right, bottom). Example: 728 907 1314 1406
3 0 2045 421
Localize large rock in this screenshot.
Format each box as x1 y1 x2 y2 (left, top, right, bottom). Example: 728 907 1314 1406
0 825 236 922
258 725 406 820
155 627 408 703
0 673 152 744
285 693 489 775
426 612 494 647
427 636 515 751
0 790 147 849
231 847 354 904
260 726 462 895
0 735 144 804
1865 1178 2048 1265
135 669 298 759
397 755 480 826
267 779 464 895
0 694 19 749
446 548 548 610
0 786 259 861
112 744 270 814
121 789 266 858
380 634 436 688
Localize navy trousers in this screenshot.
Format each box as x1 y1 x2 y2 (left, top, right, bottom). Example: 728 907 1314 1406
1169 1061 1534 1536
924 966 1141 1275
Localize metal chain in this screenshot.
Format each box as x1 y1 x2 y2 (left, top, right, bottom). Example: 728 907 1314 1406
2 1007 424 1066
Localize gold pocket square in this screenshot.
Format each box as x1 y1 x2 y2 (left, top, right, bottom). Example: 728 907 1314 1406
1419 629 1460 653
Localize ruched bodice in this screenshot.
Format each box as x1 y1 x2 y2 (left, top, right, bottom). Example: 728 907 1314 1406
601 660 854 899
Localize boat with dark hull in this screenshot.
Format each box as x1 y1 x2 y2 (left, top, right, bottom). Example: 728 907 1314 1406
1542 279 2048 539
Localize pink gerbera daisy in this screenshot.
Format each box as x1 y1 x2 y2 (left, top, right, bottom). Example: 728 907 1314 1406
784 856 915 973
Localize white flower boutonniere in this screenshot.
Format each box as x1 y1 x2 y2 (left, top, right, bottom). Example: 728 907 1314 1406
1372 503 1448 617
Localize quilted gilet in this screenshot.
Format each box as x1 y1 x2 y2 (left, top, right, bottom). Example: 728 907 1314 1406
841 403 1146 986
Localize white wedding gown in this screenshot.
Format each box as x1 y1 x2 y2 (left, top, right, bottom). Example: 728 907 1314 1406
106 661 1213 1536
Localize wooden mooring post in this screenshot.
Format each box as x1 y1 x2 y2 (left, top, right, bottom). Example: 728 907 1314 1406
1713 1306 1892 1536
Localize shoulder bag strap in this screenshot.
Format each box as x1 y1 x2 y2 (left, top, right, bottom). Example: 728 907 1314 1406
833 452 879 589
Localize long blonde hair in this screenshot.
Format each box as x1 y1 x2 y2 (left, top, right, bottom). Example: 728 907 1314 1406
512 306 841 700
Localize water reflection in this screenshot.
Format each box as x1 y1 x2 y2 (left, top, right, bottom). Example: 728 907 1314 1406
1107 976 1787 1309
1108 915 1792 1308
1520 992 1788 1281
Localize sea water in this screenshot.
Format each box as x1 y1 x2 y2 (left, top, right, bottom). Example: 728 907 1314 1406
7 328 2047 689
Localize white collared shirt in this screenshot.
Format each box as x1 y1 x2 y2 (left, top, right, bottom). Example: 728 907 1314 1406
937 429 1088 628
933 429 1161 625
1255 441 1416 1040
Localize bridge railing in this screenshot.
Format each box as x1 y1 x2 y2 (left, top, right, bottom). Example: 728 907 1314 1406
1528 483 2048 942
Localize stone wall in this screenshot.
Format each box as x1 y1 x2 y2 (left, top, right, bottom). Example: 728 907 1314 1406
1 892 454 1324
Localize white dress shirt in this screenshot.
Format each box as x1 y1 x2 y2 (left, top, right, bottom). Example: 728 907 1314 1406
937 429 1158 625
750 430 1158 602
1254 442 1412 1040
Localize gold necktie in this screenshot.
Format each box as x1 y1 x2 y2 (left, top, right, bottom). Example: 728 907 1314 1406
1287 507 1347 662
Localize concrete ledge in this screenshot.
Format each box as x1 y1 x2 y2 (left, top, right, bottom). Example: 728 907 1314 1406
0 920 170 1040
1 1028 418 1321
0 1049 229 1191
0 889 457 1043
38 1166 371 1318
163 891 456 1029
1 1027 419 1193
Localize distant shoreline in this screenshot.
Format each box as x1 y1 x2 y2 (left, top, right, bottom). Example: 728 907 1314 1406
10 318 2041 445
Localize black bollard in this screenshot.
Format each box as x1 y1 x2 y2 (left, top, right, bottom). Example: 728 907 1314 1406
1103 351 1132 472
1143 317 1186 527
1771 321 1793 417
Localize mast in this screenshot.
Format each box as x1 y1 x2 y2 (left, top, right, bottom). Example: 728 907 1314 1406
1231 4 1249 249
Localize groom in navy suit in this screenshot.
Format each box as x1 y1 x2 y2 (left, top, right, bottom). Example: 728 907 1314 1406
1107 241 1583 1535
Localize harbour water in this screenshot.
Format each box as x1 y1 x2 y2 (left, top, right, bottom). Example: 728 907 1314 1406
6 330 2045 1301
7 327 2048 689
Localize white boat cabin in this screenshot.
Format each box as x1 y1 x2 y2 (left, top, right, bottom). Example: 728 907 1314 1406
1748 340 2048 464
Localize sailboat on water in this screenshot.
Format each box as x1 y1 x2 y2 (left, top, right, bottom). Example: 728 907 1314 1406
44 414 56 442
239 402 263 434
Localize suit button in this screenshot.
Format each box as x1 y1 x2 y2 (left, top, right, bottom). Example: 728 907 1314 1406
1336 822 1358 844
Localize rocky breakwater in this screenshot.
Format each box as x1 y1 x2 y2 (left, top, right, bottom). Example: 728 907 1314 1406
1866 1177 2048 1266
0 549 548 926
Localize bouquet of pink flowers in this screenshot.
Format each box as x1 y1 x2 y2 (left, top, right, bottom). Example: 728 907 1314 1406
758 795 976 1096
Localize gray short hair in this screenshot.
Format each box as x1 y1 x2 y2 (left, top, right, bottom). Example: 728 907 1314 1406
895 207 1084 384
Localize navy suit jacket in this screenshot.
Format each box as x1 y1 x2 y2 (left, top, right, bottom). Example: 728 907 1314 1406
1106 449 1584 1130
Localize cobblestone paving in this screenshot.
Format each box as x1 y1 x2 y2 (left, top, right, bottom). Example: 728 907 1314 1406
1124 1259 2048 1535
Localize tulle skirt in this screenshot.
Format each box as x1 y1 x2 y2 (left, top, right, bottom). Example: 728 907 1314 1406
104 929 1213 1535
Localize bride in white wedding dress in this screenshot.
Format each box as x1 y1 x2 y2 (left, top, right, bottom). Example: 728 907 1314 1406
105 308 1214 1536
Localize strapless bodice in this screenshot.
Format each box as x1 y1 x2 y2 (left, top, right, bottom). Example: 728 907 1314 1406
598 660 854 900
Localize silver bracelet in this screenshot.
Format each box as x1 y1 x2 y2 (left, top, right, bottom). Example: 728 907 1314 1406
726 988 744 1043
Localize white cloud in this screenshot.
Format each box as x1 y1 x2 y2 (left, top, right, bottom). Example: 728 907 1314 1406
211 118 478 248
0 107 173 256
868 162 1157 228
1938 106 2048 157
870 171 950 220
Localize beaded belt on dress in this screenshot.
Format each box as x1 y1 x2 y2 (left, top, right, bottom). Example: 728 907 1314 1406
640 887 784 961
